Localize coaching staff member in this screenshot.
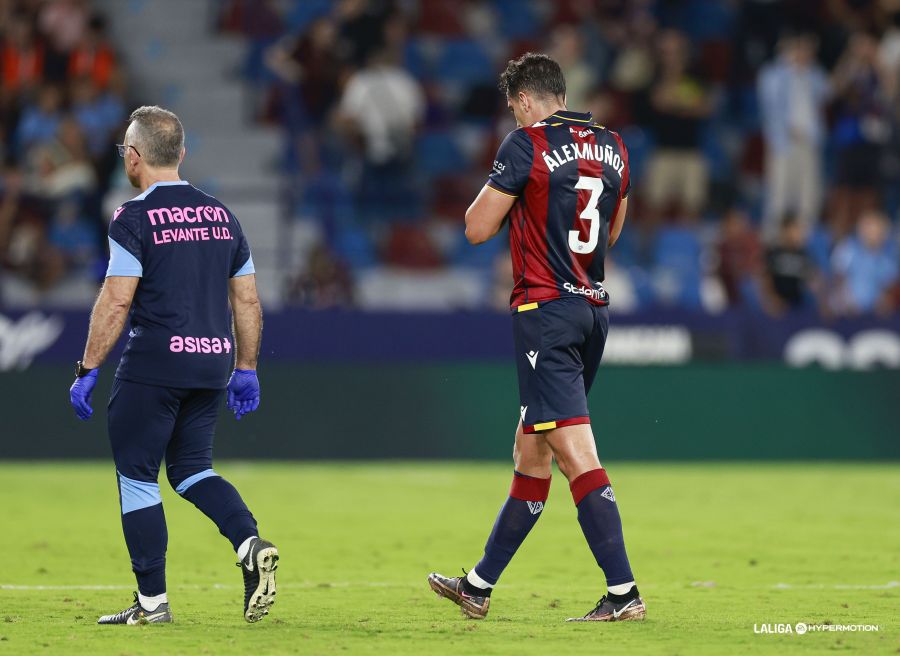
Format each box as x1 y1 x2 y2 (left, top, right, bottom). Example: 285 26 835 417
70 106 278 625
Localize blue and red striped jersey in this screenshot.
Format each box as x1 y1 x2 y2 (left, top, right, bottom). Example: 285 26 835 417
486 110 630 309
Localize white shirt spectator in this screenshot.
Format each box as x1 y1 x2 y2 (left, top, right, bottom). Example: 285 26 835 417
339 64 424 164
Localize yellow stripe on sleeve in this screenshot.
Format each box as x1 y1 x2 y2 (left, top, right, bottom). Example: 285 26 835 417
486 184 517 198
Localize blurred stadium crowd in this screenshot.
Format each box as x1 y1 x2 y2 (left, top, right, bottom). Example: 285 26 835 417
2 0 900 317
0 0 124 294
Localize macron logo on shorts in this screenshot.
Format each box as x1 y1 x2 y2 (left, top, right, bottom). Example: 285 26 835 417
526 350 539 369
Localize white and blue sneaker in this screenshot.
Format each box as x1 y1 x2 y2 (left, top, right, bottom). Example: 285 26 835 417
97 592 173 625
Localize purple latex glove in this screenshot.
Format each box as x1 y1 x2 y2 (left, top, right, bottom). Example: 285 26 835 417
70 369 98 420
226 369 260 420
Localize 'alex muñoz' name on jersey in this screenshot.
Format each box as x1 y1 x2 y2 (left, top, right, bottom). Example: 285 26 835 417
486 110 630 309
106 181 254 388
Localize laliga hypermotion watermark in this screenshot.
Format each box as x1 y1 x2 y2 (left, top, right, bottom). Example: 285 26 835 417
754 622 881 635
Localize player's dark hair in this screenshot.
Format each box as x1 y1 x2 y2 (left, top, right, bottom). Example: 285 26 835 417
498 52 566 101
127 105 184 168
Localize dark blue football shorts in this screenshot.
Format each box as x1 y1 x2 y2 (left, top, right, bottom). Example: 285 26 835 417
512 296 609 434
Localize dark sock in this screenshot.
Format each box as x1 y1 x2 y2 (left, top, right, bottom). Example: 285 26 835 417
121 503 168 596
472 471 551 586
570 468 635 587
607 586 640 603
462 575 491 597
178 473 258 550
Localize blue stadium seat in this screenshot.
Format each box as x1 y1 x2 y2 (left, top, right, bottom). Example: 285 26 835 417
416 131 467 178
450 229 504 268
807 226 833 274
677 0 735 40
652 227 704 308
434 39 494 85
333 225 378 269
403 39 429 80
702 125 732 182
619 127 653 184
282 0 333 31
490 0 540 39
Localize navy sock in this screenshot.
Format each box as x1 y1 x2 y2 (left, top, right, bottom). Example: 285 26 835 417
570 469 634 587
178 474 258 550
121 503 168 596
472 471 551 586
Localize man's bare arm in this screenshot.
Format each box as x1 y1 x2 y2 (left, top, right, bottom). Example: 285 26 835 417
465 185 516 245
81 277 139 369
229 274 262 370
608 197 628 249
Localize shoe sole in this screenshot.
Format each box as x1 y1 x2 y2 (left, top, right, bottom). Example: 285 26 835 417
245 546 279 623
566 604 646 622
427 574 489 620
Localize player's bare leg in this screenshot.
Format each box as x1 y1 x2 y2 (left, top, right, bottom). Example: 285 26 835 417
429 421 552 619
543 423 646 622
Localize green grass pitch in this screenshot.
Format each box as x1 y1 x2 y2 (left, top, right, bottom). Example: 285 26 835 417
0 462 897 655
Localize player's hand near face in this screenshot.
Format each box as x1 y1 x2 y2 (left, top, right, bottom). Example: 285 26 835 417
227 369 260 420
70 369 99 420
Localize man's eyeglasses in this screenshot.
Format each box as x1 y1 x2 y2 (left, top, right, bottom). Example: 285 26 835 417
116 144 140 158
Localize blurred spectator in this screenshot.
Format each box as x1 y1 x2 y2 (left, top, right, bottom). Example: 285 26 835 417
237 1 899 315
585 87 617 127
219 0 283 39
758 34 830 241
265 15 342 174
334 0 397 68
39 0 89 54
0 10 44 94
607 10 656 95
286 243 354 308
0 167 57 290
383 224 442 268
716 207 763 307
880 12 900 100
761 217 817 315
45 194 96 277
0 168 21 262
829 31 892 237
334 42 424 222
549 24 593 111
266 17 341 129
334 18 421 165
67 13 117 90
38 0 89 82
642 30 712 221
69 75 124 159
15 84 63 155
831 210 898 316
24 116 95 214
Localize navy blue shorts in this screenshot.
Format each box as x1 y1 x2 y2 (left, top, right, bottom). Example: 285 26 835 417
512 297 609 433
107 378 223 513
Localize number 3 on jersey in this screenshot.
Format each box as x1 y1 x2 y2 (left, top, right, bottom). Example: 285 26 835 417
569 176 604 254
